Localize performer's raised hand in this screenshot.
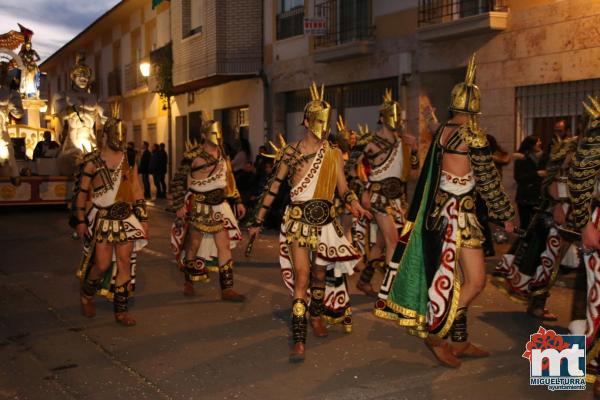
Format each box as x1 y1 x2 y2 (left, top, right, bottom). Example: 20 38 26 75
236 203 247 220
176 206 187 219
582 222 600 251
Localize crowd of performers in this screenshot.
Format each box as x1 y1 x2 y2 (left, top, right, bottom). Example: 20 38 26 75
67 52 600 395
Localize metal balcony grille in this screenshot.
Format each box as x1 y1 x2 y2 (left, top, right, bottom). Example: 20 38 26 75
418 0 507 26
124 63 144 92
276 7 304 40
314 0 374 49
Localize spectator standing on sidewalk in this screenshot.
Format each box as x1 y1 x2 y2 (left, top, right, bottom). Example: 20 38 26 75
126 141 137 167
154 143 168 199
139 141 151 199
514 135 546 228
149 144 159 199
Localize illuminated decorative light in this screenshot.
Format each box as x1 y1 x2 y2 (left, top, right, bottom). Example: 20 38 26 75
39 104 48 113
139 62 151 78
0 139 9 162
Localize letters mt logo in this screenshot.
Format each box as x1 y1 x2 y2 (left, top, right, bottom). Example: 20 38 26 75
522 326 586 391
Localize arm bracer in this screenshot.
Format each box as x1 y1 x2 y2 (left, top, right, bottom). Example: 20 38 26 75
250 151 289 226
171 161 191 211
467 135 515 222
567 129 600 230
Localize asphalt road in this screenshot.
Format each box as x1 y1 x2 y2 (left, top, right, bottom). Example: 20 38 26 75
0 202 592 400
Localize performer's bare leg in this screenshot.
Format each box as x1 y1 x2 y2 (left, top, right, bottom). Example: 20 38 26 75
214 229 245 302
450 247 489 357
182 229 203 296
376 213 398 265
340 214 353 242
309 263 328 337
80 242 113 318
114 241 136 326
290 244 310 362
115 242 134 286
358 214 395 297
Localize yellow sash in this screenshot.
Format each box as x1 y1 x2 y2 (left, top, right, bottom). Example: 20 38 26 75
313 142 338 201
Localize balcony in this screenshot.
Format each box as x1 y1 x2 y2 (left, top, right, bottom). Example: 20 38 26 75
417 0 508 42
276 7 304 40
107 68 122 97
124 62 145 92
313 0 375 63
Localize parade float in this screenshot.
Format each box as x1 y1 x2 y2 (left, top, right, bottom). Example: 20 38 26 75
0 25 104 206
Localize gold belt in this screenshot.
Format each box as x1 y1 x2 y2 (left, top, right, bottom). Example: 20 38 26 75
371 177 405 199
98 202 132 220
289 200 335 226
191 188 225 205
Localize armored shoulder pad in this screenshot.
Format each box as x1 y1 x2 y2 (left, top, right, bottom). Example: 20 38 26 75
458 118 488 148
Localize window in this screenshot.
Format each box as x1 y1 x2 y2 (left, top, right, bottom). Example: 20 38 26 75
314 0 374 49
131 29 141 64
182 0 203 38
418 0 508 26
188 111 203 141
191 2 202 34
239 107 249 127
282 0 304 12
516 79 600 151
147 122 157 146
133 124 142 145
277 0 304 40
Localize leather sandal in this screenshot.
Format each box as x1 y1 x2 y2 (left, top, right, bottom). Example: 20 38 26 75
289 342 305 363
424 337 461 368
115 312 137 327
221 288 246 302
80 292 96 318
309 316 329 337
527 306 558 321
183 281 195 296
356 281 378 298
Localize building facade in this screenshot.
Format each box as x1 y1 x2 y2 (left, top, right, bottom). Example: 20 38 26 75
41 0 600 200
41 0 263 176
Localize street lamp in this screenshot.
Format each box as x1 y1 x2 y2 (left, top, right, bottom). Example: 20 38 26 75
139 61 151 78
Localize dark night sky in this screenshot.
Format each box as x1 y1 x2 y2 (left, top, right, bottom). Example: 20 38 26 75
0 0 121 61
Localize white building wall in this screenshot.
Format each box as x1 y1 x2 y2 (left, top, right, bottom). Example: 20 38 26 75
156 8 170 48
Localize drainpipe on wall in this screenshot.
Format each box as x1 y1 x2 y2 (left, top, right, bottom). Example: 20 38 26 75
260 1 270 145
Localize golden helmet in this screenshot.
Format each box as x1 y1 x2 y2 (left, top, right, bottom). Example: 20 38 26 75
449 53 481 115
379 88 403 131
104 102 125 150
69 52 92 83
582 95 600 129
303 82 331 140
201 120 223 147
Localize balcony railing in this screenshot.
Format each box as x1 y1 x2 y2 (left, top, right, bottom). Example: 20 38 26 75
107 68 121 97
314 0 374 49
124 62 145 92
276 7 304 40
418 0 507 26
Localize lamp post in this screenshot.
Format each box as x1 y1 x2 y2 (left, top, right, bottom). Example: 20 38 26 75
139 60 173 184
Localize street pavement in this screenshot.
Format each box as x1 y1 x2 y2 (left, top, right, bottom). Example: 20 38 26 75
0 202 592 400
